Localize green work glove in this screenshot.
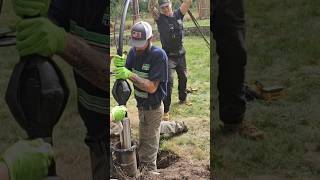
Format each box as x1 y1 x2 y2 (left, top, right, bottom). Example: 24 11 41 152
111 105 127 122
0 139 54 180
112 54 127 67
16 17 67 57
12 0 50 17
115 67 133 80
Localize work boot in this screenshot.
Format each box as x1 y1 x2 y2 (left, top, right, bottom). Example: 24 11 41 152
139 164 160 178
163 112 170 121
222 121 264 140
179 100 192 106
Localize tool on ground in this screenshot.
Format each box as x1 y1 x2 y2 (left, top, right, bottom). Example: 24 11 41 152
245 81 286 101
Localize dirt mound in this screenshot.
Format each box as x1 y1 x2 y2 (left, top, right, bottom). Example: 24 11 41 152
113 149 210 179
142 159 210 180
157 150 180 169
140 150 210 179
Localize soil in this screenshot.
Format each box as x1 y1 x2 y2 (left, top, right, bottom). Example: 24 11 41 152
140 150 210 180
112 148 210 180
154 158 210 180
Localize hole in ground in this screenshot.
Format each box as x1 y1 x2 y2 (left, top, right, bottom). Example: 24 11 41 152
156 149 180 169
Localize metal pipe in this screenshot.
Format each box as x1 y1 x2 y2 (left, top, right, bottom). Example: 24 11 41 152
121 118 131 149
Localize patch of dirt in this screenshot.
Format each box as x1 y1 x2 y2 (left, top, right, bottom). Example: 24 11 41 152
145 159 210 179
157 150 180 169
140 150 210 179
112 149 210 180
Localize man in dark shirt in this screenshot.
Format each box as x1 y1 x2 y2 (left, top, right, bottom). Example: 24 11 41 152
149 0 192 121
12 0 109 179
114 21 168 172
213 0 264 140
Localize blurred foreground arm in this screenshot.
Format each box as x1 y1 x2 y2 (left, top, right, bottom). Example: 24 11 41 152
0 139 53 180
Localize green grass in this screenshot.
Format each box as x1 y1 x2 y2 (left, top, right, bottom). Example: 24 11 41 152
212 0 320 179
110 36 210 162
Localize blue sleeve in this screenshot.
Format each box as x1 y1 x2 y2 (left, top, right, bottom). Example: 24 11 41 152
149 50 168 82
174 8 185 20
125 48 134 70
48 0 71 30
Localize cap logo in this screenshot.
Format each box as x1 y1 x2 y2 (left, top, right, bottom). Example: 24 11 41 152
132 31 142 39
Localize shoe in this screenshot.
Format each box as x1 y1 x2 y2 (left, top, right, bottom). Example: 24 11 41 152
163 112 170 121
179 100 192 106
222 121 264 140
149 171 161 176
239 121 264 140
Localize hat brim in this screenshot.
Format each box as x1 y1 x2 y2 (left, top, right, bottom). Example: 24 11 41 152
129 39 147 48
159 2 170 8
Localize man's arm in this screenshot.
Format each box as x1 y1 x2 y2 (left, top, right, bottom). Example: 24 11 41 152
180 0 192 15
59 34 109 91
148 0 160 20
129 74 160 94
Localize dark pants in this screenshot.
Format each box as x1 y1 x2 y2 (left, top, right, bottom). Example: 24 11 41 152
213 0 247 124
163 55 188 113
74 72 109 180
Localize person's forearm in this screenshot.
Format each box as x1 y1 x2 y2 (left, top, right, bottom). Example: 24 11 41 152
148 0 159 20
180 0 192 14
184 0 192 5
59 34 109 91
129 74 159 93
0 162 9 180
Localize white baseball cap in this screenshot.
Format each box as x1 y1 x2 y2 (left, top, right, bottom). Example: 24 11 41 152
129 21 153 48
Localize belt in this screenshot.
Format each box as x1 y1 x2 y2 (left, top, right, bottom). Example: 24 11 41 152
167 52 184 58
138 104 161 110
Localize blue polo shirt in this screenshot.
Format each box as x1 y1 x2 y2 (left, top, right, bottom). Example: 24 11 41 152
126 46 168 107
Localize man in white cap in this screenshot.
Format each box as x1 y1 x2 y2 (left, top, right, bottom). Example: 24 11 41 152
113 21 168 172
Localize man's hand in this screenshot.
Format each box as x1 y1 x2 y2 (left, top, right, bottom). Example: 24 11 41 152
112 54 126 67
0 139 54 180
180 0 192 15
111 105 127 122
148 0 160 20
12 0 50 17
115 67 133 80
16 17 66 57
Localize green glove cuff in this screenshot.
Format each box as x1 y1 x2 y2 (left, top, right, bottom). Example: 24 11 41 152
1 139 54 180
56 27 67 54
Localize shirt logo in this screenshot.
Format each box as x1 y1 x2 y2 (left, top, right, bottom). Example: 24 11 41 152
142 64 150 71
